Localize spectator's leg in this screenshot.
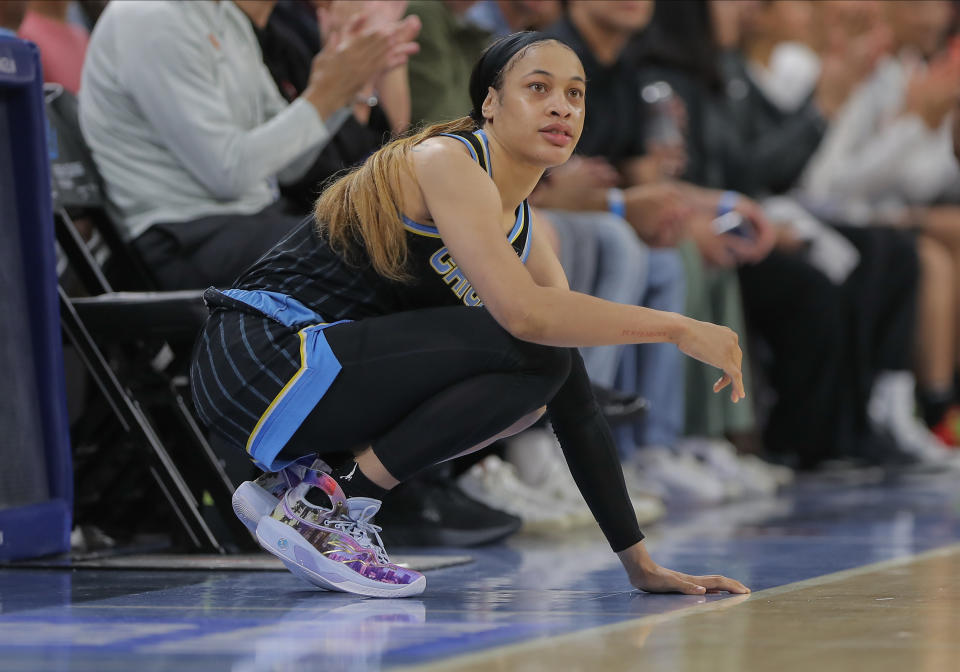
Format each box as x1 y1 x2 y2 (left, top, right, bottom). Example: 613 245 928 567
628 249 686 448
680 243 755 440
917 206 960 371
134 201 302 290
546 210 647 387
738 250 853 466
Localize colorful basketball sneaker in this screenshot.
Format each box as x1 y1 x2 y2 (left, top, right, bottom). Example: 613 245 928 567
255 470 426 597
232 455 330 533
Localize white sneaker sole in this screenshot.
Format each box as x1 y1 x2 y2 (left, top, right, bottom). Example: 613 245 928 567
255 516 427 598
232 481 279 533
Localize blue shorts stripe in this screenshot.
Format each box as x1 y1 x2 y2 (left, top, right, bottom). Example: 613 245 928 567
219 320 271 406
193 356 251 443
261 318 299 370
246 323 346 471
238 318 285 387
202 329 261 423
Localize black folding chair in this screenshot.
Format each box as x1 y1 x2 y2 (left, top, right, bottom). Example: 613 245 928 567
48 84 255 552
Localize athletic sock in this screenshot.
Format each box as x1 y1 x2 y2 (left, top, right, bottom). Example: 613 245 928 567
305 460 389 505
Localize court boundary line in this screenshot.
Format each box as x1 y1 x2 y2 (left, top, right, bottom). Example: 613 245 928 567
393 542 960 672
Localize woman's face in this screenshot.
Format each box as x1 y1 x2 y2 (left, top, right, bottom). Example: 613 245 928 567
481 42 587 169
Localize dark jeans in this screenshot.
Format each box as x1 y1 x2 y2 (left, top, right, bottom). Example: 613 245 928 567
739 227 917 465
133 201 303 290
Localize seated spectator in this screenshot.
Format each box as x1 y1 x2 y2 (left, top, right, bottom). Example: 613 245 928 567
802 1 960 210
18 1 89 94
644 0 945 468
79 0 418 290
798 0 960 439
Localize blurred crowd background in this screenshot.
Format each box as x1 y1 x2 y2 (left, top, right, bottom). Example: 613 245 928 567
7 0 960 549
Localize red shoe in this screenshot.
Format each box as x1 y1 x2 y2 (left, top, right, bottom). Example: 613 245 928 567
930 406 960 448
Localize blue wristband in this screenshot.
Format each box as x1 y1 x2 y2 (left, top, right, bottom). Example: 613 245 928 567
607 188 626 219
717 190 739 217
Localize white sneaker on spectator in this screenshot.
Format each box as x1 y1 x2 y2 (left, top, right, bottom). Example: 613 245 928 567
624 447 727 506
869 371 956 466
506 429 665 527
739 454 795 487
457 456 574 532
504 430 595 526
676 438 778 499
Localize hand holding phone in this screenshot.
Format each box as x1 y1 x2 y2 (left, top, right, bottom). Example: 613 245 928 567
711 211 755 239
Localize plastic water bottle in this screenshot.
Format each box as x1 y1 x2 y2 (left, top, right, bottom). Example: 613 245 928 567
640 81 683 147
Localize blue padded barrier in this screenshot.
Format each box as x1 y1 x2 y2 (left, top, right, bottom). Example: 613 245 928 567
0 36 73 560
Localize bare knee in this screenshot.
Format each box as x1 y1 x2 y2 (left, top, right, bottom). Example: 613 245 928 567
922 207 960 251
917 235 954 285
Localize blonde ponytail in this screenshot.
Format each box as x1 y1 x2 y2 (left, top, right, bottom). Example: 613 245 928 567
314 116 478 282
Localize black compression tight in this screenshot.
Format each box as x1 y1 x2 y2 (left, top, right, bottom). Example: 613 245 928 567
279 306 643 551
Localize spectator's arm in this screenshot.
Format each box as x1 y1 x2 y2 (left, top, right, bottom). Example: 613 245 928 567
801 80 927 201
119 16 337 200
376 64 412 135
258 58 350 186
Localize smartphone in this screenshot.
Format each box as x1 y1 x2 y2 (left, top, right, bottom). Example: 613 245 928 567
711 211 754 239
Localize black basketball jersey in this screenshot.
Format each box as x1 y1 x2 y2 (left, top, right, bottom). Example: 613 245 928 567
228 129 532 323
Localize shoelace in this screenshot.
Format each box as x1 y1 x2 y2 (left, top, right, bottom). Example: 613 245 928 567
330 505 391 565
282 490 392 565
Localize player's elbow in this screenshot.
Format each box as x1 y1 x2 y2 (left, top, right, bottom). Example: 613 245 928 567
498 302 548 343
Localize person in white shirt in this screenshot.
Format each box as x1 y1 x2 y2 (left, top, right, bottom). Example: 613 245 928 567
79 0 419 290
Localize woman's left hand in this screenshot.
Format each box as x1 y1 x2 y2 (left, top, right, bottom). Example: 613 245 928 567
618 540 751 595
630 564 751 595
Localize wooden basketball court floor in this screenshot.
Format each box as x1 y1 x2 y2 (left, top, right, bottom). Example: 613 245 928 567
0 471 957 671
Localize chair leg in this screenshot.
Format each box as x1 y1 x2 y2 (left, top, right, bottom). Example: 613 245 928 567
58 287 224 553
158 389 259 550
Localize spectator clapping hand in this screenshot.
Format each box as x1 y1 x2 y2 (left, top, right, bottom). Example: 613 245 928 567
903 50 960 130
318 1 421 73
305 2 420 120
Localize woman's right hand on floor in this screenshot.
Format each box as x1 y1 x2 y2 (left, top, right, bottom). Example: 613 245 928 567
675 317 745 403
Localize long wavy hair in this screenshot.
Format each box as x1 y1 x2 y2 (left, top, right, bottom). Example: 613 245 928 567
314 116 476 282
314 32 562 281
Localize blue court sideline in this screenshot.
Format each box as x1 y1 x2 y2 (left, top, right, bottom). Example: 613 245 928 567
0 471 957 671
